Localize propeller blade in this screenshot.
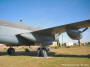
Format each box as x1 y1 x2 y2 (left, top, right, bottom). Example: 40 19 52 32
78 40 81 47
81 27 88 33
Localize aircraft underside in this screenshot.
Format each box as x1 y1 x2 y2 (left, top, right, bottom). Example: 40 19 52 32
0 19 90 57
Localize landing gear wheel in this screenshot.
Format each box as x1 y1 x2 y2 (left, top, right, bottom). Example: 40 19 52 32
7 48 15 55
37 47 48 57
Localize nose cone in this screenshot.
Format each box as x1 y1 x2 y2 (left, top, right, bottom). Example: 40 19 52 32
67 30 83 40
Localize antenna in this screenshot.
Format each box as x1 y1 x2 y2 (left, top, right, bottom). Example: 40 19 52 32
19 18 23 23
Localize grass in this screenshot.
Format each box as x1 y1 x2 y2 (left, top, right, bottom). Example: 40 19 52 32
0 56 90 67
0 46 90 67
51 46 90 55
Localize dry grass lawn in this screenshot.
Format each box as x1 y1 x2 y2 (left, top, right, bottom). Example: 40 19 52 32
0 46 90 67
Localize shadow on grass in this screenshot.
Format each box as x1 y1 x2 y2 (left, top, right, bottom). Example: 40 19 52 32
0 51 90 58
0 51 37 57
52 54 90 58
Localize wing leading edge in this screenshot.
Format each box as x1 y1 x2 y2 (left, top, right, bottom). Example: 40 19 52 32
31 20 90 36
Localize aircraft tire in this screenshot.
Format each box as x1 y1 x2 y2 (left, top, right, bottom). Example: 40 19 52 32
7 48 15 55
37 48 48 57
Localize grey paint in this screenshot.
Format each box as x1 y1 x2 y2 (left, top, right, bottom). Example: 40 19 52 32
0 26 30 45
0 26 54 46
67 29 82 40
0 19 90 46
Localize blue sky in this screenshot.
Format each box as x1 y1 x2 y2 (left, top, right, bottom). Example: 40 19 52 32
0 0 90 43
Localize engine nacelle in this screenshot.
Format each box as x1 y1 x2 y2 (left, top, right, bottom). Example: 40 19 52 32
67 29 82 40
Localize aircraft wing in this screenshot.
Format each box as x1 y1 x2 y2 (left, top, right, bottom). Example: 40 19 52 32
31 20 90 36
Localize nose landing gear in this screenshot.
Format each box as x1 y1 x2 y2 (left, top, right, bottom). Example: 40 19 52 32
37 47 49 57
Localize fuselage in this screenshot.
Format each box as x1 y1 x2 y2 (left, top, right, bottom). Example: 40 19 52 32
0 20 40 46
0 25 31 45
0 20 54 46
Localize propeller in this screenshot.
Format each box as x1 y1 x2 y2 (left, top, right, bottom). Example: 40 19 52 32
78 39 81 47
78 27 88 47
81 27 88 33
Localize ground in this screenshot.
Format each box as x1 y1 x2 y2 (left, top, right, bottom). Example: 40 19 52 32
0 46 90 67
